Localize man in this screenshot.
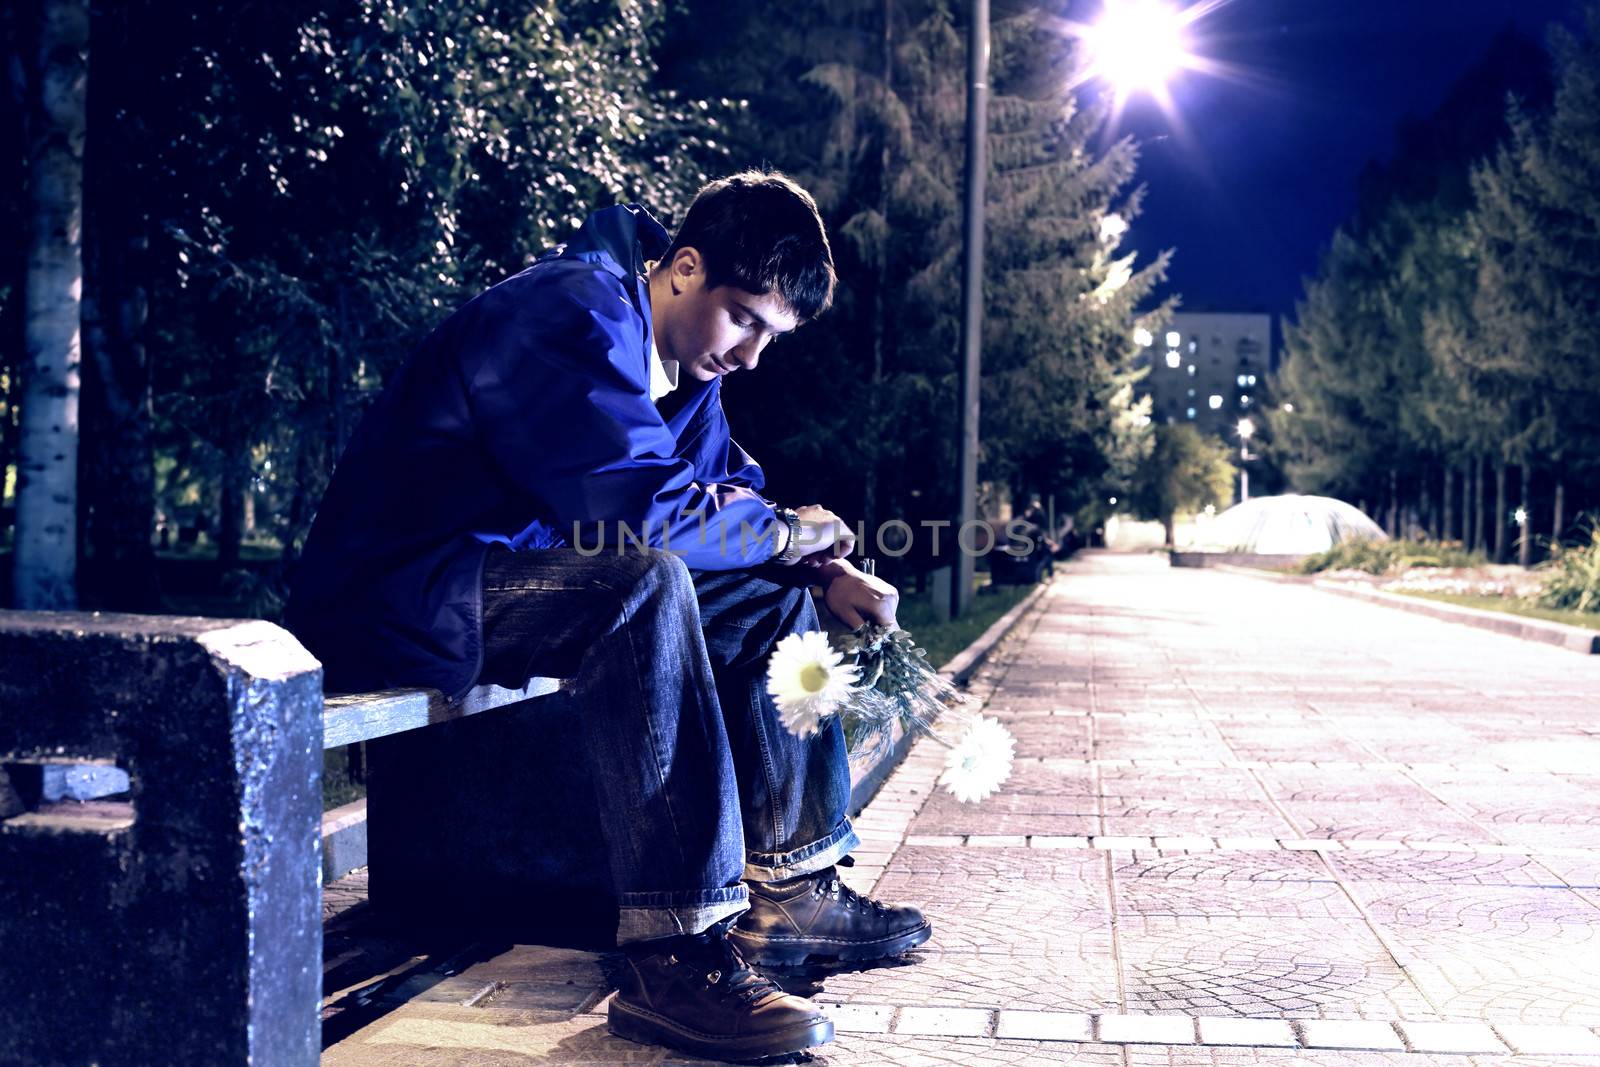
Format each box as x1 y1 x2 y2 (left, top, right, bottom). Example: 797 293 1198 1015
287 171 930 1060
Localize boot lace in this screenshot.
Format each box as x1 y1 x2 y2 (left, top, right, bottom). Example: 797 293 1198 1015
812 869 888 913
674 921 783 1007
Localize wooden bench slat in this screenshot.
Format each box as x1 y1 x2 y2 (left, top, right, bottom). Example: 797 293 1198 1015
321 677 563 748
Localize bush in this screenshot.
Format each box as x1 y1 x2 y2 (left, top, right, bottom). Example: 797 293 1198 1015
1539 520 1600 614
1297 537 1486 576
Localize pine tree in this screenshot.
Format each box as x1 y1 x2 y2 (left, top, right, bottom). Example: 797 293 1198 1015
662 0 1167 566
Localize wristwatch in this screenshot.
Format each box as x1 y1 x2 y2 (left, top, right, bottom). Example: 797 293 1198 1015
775 507 804 564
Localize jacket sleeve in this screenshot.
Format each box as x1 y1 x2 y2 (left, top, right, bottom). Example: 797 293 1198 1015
691 392 769 495
462 266 783 568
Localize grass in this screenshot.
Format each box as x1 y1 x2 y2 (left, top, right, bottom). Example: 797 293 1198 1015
1298 537 1486 576
894 581 1037 668
1539 523 1600 613
322 745 367 810
1390 590 1600 632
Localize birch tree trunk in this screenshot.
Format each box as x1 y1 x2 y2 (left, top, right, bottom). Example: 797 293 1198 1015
1492 459 1507 564
1441 465 1453 543
1517 461 1531 568
1386 468 1398 538
1471 457 1485 554
11 0 89 609
1553 480 1565 545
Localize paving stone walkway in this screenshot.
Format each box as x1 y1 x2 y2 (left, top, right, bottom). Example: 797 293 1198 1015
322 550 1600 1064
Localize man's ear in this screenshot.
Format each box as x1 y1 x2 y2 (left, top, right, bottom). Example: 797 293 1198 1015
668 247 701 293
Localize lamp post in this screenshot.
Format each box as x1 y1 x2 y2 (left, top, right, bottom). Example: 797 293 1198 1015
1237 417 1255 503
954 0 989 620
947 0 985 620
950 0 1206 617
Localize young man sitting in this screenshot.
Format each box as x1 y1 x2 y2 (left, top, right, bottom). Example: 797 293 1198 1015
287 171 931 1061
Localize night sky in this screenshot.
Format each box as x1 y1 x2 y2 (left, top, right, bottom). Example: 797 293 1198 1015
1080 0 1582 322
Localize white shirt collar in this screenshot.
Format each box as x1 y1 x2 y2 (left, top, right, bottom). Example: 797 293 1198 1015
648 335 680 403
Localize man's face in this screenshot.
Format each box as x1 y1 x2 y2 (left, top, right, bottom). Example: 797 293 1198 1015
652 248 800 382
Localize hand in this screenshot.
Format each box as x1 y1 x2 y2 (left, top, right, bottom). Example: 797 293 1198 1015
789 504 855 559
816 558 900 629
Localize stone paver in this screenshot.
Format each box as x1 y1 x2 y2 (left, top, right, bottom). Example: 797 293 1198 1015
1299 1019 1407 1050
323 551 1600 1063
993 1009 1093 1040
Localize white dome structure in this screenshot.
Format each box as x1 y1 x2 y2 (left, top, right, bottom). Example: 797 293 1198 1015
1201 494 1387 555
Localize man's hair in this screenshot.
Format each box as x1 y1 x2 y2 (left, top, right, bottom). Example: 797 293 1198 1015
663 170 835 321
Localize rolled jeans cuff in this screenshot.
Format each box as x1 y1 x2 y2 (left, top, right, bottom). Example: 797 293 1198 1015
743 818 860 882
615 886 750 945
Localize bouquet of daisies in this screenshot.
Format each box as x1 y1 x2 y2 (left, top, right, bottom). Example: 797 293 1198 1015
765 613 1015 805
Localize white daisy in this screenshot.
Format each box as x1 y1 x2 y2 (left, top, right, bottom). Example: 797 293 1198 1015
766 630 859 738
939 716 1016 803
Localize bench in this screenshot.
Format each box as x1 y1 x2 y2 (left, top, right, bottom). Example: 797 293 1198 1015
0 610 572 1067
322 678 561 747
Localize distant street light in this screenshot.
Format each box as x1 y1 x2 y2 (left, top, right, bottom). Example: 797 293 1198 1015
1237 418 1255 503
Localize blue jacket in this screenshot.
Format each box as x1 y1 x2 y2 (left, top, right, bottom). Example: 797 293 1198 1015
286 204 782 698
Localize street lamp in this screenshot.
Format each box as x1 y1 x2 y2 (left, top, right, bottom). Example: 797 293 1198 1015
1064 0 1224 124
1237 417 1255 503
1084 0 1187 96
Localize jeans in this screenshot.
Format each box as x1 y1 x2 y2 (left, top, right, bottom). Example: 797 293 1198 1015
478 545 859 943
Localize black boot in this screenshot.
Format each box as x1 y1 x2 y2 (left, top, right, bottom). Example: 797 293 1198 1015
609 919 834 1060
729 867 932 967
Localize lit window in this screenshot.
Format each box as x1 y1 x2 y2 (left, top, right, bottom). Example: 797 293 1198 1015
1134 327 1153 347
1208 394 1223 409
1185 407 1196 420
1187 388 1196 398
1188 340 1197 353
1166 331 1180 348
1187 364 1196 376
1165 350 1181 369
1240 395 1252 406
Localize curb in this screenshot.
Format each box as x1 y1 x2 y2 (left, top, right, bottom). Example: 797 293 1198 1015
1211 563 1599 655
1208 562 1312 585
1314 580 1599 655
848 576 1053 815
813 1005 1600 1056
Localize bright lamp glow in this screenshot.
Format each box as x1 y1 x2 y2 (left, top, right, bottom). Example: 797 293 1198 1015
1086 0 1187 95
1058 0 1229 130
1237 418 1255 439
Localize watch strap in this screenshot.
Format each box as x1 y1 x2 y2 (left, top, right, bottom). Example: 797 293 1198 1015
775 507 804 563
